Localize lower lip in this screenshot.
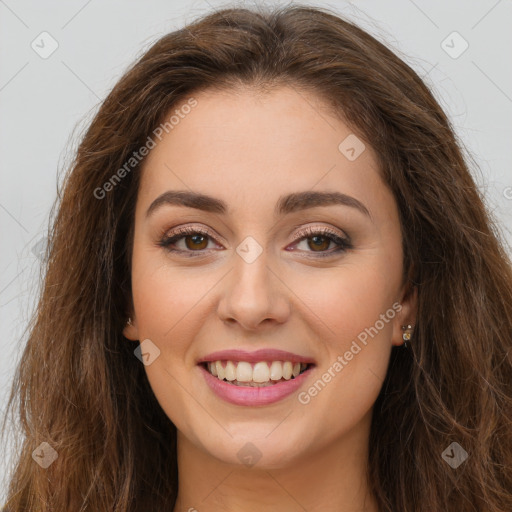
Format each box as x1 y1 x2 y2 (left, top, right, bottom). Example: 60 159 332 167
199 364 314 406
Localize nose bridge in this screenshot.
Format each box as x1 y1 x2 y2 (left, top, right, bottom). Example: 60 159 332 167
217 239 289 329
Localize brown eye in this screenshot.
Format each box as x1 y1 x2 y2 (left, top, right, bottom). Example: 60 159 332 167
184 233 209 250
307 235 331 252
158 226 219 257
289 227 352 258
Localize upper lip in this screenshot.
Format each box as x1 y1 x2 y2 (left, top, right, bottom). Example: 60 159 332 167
197 348 316 365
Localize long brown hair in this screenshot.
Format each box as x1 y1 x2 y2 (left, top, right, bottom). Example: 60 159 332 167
2 4 511 511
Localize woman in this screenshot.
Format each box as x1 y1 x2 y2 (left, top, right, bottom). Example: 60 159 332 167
2 4 511 511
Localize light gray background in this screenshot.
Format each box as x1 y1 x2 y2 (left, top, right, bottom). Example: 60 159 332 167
1 0 511 498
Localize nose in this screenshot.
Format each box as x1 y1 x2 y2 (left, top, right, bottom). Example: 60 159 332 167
216 250 290 331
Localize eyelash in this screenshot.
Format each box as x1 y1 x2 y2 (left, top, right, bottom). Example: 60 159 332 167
158 225 352 258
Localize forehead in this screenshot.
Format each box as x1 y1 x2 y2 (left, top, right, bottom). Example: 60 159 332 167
138 85 390 221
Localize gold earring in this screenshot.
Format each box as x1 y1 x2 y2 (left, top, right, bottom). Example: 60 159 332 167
401 324 413 347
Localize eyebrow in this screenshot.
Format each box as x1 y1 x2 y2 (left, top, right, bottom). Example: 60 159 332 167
146 189 371 219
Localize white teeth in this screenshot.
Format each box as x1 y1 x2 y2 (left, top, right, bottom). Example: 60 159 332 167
224 361 236 381
282 361 293 380
269 361 283 380
236 361 253 382
215 361 225 380
253 362 270 382
204 360 309 384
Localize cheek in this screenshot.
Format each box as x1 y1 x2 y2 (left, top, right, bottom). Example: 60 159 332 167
130 244 196 343
129 250 210 430
291 255 401 342
289 257 399 409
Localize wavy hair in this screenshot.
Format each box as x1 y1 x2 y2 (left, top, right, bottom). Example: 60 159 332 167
2 4 511 511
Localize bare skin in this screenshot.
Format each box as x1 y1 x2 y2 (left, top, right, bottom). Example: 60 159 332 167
123 85 417 512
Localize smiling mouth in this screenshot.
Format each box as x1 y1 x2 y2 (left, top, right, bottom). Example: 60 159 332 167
200 360 313 387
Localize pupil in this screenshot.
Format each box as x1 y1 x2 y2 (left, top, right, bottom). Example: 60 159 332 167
187 234 207 249
310 235 328 250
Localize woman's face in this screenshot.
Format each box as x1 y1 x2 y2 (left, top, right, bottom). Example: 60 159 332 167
124 85 416 468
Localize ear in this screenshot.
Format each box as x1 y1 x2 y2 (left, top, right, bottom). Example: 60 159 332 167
391 282 418 347
123 315 140 341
